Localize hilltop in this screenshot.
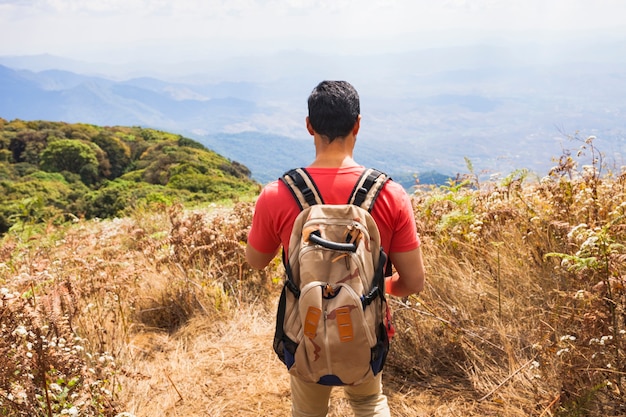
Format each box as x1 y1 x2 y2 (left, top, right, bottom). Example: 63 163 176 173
0 118 259 234
1 135 625 416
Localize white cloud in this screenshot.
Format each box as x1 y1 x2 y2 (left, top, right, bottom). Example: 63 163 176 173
1 0 626 61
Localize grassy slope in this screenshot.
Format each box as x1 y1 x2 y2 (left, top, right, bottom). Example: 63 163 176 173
0 206 521 416
2 149 626 416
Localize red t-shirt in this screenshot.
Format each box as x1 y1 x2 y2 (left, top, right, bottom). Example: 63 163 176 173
247 166 420 258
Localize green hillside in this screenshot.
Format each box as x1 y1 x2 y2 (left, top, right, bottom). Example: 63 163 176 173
0 118 259 234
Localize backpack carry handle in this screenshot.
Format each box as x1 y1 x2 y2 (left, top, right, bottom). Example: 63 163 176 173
309 230 357 252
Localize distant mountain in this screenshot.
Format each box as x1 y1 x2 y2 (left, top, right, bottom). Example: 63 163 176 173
2 42 626 183
197 131 458 188
0 64 260 132
0 54 107 75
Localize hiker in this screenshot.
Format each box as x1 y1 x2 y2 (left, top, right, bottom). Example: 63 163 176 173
245 80 425 417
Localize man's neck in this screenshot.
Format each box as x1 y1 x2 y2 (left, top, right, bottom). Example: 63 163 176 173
309 154 359 168
309 134 358 168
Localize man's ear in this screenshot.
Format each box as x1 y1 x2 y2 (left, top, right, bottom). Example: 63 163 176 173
352 115 362 136
306 116 315 135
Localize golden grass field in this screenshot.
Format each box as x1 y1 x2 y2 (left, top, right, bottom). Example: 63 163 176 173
1 142 625 416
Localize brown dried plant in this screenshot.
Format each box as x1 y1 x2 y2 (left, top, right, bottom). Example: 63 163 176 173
1 139 625 416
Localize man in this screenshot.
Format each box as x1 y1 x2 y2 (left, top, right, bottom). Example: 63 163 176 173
246 80 425 417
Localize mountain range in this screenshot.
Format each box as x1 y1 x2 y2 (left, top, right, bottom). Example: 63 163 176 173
2 40 626 185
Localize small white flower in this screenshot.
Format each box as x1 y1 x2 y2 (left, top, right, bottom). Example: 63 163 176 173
600 335 613 345
556 348 570 356
61 406 79 416
12 325 27 337
567 223 588 240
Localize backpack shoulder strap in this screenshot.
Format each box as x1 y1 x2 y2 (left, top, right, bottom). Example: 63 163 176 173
350 168 393 277
348 168 390 212
280 168 324 210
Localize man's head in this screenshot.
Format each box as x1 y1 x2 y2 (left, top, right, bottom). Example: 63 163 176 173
307 81 360 142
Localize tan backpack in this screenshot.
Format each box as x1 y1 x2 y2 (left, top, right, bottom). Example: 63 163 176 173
273 167 393 386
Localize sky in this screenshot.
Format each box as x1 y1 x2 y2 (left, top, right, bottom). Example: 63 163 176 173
2 0 626 65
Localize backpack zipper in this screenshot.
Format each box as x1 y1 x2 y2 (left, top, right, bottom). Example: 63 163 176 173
323 308 332 373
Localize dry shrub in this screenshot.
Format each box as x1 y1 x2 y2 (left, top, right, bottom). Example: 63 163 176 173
386 239 552 417
0 201 278 416
1 272 119 416
157 202 276 305
388 143 625 416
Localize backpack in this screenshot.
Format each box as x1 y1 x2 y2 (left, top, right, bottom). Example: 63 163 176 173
273 167 393 386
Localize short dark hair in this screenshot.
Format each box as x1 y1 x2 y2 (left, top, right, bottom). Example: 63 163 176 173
307 81 360 142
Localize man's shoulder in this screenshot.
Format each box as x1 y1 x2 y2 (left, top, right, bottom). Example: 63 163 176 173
259 179 285 197
381 175 408 196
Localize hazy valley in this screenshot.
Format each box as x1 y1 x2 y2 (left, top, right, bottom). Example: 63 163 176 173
2 40 626 184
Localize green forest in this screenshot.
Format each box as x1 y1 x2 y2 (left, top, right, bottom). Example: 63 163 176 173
0 118 259 234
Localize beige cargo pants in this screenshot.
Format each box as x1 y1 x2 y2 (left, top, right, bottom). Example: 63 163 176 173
290 373 391 417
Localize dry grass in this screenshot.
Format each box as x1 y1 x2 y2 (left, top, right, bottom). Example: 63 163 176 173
1 140 626 416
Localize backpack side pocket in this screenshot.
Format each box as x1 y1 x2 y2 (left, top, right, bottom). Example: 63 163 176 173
273 282 300 369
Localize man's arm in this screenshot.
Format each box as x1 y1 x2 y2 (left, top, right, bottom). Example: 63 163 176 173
385 246 425 297
245 244 279 270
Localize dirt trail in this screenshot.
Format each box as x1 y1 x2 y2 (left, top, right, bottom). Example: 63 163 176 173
115 299 480 417
117 303 375 416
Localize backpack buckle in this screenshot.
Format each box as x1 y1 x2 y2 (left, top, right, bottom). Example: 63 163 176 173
301 187 317 207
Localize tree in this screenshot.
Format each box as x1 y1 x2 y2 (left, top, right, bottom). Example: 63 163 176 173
92 132 132 179
40 139 100 185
